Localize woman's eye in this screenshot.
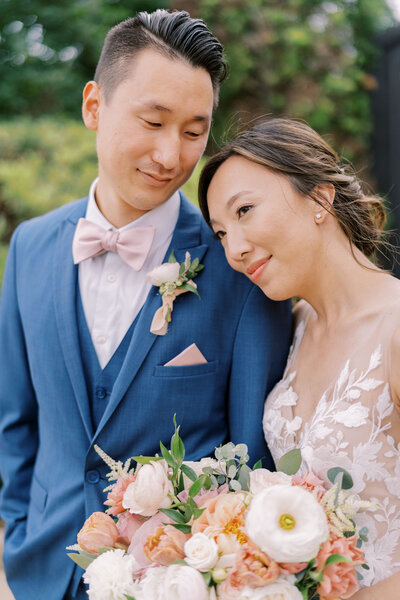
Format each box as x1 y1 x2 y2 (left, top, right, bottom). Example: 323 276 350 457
237 205 253 218
213 230 225 241
145 120 161 127
186 131 200 138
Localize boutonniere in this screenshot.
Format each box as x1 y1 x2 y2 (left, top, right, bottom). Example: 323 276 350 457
147 251 204 335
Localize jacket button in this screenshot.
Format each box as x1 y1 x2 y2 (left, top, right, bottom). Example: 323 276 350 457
86 470 100 484
95 387 106 399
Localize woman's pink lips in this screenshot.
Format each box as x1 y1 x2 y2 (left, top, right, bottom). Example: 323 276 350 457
247 258 270 282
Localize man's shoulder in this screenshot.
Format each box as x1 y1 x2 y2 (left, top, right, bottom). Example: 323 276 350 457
19 197 87 232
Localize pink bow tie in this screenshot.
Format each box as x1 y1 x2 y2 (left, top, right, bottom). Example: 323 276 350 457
72 218 155 271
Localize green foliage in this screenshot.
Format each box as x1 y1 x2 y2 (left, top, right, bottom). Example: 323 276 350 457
185 0 394 161
0 116 204 281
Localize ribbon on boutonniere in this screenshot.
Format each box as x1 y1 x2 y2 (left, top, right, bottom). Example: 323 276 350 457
147 251 204 335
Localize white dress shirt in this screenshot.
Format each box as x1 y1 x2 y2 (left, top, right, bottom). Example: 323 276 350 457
78 178 180 368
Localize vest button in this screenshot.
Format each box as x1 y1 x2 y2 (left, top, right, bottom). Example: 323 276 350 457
96 387 106 399
86 469 100 484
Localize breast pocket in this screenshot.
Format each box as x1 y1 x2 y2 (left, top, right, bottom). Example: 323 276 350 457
151 360 220 424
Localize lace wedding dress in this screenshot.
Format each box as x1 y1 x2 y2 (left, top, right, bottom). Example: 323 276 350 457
263 301 400 588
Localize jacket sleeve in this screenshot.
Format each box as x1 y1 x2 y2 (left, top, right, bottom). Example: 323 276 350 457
0 226 38 543
228 284 292 468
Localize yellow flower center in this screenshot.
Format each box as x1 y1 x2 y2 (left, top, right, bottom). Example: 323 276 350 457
223 518 247 544
279 513 296 530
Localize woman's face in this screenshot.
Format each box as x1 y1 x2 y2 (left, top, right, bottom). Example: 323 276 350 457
207 155 321 301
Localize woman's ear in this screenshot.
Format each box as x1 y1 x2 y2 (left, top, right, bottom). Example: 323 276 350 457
313 184 335 224
82 81 101 131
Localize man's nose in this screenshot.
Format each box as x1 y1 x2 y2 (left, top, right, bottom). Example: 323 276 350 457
151 133 181 171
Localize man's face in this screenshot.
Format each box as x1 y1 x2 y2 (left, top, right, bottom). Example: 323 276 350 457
82 48 214 226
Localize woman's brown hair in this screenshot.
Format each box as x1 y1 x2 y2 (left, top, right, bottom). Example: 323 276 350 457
199 118 387 259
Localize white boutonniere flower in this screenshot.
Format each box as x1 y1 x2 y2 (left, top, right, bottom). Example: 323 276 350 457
147 251 204 335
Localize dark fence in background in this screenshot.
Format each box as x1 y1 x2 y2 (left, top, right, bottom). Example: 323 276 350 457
372 24 400 277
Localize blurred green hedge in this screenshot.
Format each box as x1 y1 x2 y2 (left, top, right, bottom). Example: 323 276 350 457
0 117 203 282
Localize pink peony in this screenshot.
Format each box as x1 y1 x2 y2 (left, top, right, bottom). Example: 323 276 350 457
279 561 308 576
144 524 188 565
77 512 119 555
104 473 136 516
116 510 144 546
228 541 280 589
316 535 365 599
292 471 326 501
127 511 171 574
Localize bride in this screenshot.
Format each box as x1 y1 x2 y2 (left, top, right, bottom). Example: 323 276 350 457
198 118 400 598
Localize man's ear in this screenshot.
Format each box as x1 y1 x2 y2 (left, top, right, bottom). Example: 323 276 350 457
82 81 101 131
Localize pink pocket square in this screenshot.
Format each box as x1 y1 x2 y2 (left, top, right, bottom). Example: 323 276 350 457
164 343 207 366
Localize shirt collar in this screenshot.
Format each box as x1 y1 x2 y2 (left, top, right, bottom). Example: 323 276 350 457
85 176 180 236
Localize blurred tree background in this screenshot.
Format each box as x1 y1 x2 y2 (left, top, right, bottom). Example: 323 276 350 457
0 0 396 279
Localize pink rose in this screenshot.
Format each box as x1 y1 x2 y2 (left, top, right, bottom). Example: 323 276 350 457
77 512 119 555
279 561 308 576
316 535 365 599
104 473 136 516
116 510 144 546
144 524 188 565
249 469 292 494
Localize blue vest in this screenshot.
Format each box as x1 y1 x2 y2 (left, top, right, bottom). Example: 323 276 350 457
76 291 137 432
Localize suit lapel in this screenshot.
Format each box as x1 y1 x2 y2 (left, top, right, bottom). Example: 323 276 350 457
53 201 94 442
93 195 209 440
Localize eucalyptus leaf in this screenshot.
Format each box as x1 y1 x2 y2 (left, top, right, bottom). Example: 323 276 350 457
237 463 252 491
235 443 248 458
228 464 237 478
327 467 353 490
67 552 95 570
229 479 242 491
277 448 302 475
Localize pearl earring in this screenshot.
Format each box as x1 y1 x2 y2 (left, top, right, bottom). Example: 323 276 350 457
316 213 322 219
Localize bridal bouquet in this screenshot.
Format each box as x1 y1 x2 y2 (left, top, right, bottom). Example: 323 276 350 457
67 420 371 600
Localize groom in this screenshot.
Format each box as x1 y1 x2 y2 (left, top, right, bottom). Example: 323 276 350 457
0 9 291 599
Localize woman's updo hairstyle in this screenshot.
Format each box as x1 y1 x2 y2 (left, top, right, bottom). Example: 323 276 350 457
198 118 387 260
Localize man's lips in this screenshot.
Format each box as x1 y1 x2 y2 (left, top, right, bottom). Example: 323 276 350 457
246 257 271 282
138 169 173 186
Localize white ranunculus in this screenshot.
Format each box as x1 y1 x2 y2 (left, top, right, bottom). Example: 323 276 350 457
238 577 303 599
249 468 292 494
246 484 329 563
83 549 137 600
184 533 219 571
164 564 210 600
122 460 173 517
147 262 180 286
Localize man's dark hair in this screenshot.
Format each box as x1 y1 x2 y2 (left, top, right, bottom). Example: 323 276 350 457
94 9 227 109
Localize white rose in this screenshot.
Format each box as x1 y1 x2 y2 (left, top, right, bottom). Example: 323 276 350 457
122 460 173 517
184 533 219 571
238 577 303 599
83 549 137 600
164 564 210 600
246 484 329 562
249 469 292 494
147 262 180 286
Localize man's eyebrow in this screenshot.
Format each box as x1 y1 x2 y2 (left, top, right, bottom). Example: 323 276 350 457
141 101 210 123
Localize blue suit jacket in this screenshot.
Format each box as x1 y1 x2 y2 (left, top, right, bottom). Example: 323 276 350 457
0 193 291 599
